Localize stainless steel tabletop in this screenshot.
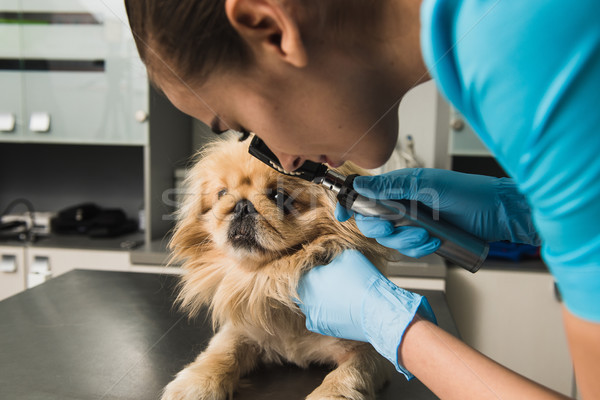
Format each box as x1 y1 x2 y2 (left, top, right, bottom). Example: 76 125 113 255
0 270 459 399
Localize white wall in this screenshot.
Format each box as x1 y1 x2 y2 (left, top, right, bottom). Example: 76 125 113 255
398 80 436 168
396 80 449 170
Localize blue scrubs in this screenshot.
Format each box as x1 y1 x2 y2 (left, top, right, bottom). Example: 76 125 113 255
420 0 600 321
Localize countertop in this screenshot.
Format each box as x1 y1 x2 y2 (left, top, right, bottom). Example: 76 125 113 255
129 238 174 266
2 234 548 274
0 270 460 400
129 239 449 278
0 232 146 251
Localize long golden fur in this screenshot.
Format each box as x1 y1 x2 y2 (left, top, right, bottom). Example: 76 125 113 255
164 135 394 400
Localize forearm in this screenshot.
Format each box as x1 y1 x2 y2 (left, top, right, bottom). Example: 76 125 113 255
562 306 600 400
398 316 570 400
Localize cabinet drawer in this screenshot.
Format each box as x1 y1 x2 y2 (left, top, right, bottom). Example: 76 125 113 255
0 246 26 301
0 0 19 12
21 25 106 60
27 247 131 278
20 0 121 15
0 72 23 139
446 267 574 396
0 25 20 58
22 71 147 145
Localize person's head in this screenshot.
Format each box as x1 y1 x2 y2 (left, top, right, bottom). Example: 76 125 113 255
125 0 427 170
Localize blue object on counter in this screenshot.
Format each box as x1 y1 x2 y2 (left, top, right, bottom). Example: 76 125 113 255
487 242 540 262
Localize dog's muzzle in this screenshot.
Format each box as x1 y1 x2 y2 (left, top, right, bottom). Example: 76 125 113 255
227 199 261 251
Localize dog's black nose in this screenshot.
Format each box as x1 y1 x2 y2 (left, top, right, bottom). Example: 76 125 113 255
233 199 257 217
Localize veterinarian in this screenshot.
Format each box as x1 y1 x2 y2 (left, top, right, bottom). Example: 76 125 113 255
125 0 599 398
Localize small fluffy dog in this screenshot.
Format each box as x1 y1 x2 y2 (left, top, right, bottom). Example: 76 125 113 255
164 135 393 400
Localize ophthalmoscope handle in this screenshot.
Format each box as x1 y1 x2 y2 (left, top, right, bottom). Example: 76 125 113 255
335 175 489 273
246 136 488 272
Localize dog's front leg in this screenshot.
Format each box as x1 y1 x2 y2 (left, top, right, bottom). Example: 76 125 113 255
162 323 259 400
306 343 392 400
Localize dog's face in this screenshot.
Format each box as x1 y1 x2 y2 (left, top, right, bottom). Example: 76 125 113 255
180 137 337 264
171 135 390 324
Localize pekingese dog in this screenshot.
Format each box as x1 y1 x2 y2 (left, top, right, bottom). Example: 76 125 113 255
164 135 394 400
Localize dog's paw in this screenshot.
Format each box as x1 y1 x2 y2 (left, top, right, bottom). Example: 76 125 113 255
305 394 368 400
161 369 233 400
305 382 372 400
306 396 357 400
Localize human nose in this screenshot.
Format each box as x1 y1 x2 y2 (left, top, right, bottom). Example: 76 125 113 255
276 152 305 172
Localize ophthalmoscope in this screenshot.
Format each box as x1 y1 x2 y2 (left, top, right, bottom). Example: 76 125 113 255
248 136 488 272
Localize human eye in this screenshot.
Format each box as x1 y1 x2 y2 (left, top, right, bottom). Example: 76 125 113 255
236 127 251 141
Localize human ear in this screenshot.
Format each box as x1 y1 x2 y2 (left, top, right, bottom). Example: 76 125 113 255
224 0 308 68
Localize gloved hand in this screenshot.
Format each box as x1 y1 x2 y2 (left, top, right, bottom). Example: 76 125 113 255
336 168 540 258
296 249 437 379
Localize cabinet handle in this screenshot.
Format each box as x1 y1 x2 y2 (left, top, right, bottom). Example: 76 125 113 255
451 118 465 131
28 256 52 288
553 282 563 303
0 255 17 273
29 112 51 133
0 112 16 132
135 110 149 123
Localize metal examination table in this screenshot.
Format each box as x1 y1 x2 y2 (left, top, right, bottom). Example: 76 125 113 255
0 270 459 399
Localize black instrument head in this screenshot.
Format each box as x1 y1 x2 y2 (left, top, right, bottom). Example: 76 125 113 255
248 136 328 183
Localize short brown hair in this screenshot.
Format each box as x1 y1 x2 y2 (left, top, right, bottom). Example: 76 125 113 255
124 0 250 86
124 1 382 88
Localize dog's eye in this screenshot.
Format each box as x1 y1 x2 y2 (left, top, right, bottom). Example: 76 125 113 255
267 188 294 213
217 188 227 199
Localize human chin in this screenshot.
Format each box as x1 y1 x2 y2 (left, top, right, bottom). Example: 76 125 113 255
351 150 392 169
350 133 398 169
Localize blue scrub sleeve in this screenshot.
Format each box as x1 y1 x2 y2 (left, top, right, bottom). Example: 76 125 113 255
421 0 600 321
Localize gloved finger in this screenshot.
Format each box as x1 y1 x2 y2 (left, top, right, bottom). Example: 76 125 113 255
354 214 395 238
335 202 353 222
376 226 441 257
376 226 429 248
396 238 440 258
353 170 422 201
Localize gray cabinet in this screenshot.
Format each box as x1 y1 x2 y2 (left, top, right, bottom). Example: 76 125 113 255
0 11 22 137
0 71 22 136
0 0 148 145
0 245 26 301
0 244 182 301
0 1 193 245
449 107 491 156
446 265 575 397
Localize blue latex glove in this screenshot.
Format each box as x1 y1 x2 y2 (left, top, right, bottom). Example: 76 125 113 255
296 249 437 379
336 168 540 258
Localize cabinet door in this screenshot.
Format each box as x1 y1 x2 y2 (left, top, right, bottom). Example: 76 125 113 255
22 70 147 145
26 247 131 278
446 267 574 396
21 0 104 13
0 13 23 141
449 107 491 156
6 0 149 145
0 71 23 141
0 0 19 11
0 246 26 301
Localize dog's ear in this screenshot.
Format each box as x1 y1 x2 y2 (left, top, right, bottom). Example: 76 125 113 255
196 176 216 215
169 166 214 264
169 212 211 263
